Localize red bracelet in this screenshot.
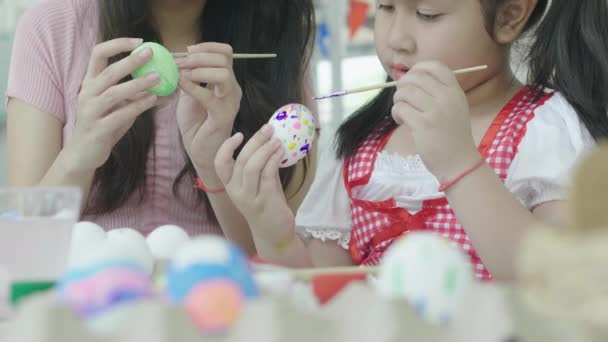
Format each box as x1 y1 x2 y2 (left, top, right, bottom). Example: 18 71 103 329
438 159 485 193
193 177 225 193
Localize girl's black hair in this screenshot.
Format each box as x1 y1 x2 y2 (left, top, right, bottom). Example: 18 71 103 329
88 0 315 219
336 0 608 158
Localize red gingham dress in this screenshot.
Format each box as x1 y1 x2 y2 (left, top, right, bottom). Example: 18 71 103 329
344 87 553 280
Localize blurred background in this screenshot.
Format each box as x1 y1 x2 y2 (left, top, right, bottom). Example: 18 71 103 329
0 0 527 186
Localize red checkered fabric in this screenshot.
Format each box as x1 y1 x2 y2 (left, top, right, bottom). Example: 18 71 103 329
344 87 553 281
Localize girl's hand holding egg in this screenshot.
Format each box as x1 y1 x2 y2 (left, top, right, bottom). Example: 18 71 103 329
214 103 315 249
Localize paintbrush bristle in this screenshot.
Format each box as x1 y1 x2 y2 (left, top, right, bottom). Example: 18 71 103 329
313 91 345 100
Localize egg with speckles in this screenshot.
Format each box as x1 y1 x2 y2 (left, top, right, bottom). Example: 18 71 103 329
268 104 316 168
376 232 474 326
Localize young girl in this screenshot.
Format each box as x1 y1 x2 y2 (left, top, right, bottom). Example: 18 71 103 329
6 0 316 254
213 0 608 281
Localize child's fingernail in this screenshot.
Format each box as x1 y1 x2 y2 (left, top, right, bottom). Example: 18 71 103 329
138 47 152 58
145 72 160 82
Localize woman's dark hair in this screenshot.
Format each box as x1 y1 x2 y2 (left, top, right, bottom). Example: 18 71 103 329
336 0 608 158
87 0 315 218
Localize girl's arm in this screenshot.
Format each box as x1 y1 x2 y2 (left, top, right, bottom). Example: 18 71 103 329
214 126 352 267
442 159 546 281
391 61 576 281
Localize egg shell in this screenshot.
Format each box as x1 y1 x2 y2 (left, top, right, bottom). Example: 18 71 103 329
57 262 151 318
68 221 107 267
268 103 316 168
146 225 190 260
131 42 179 97
171 235 236 269
70 228 154 274
376 232 473 326
106 228 155 274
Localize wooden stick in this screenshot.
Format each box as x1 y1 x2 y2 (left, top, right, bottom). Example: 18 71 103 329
171 52 277 59
289 266 379 281
314 65 488 100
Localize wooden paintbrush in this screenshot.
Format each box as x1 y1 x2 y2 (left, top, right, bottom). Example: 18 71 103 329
314 65 488 100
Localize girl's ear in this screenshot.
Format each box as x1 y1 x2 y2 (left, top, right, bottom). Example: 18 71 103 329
493 0 539 44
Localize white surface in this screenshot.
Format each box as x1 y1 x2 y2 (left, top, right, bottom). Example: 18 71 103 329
0 218 74 281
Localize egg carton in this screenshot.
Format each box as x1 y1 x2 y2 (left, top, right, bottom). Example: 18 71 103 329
4 283 515 342
510 229 608 342
508 143 608 342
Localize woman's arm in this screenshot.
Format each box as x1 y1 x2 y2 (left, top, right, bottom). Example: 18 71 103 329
7 99 95 203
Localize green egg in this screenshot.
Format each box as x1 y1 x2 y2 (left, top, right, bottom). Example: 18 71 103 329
131 42 179 97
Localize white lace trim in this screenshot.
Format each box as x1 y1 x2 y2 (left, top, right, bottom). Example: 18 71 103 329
297 227 351 250
352 152 443 212
375 152 429 175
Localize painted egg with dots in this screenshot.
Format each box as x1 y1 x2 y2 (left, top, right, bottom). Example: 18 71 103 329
376 232 474 326
268 103 316 168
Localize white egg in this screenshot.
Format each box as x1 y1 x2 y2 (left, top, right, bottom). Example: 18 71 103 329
104 228 154 274
172 235 231 270
377 232 473 326
68 222 107 267
68 228 154 274
146 225 190 260
268 103 316 168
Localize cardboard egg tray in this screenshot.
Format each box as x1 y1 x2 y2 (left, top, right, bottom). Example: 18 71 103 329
3 282 518 342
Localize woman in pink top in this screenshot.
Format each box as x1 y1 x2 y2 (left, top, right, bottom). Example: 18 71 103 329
5 0 317 254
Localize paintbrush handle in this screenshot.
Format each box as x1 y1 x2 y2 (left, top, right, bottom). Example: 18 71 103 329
315 65 488 100
343 80 399 96
172 52 277 59
290 266 379 281
233 53 277 59
346 65 487 96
